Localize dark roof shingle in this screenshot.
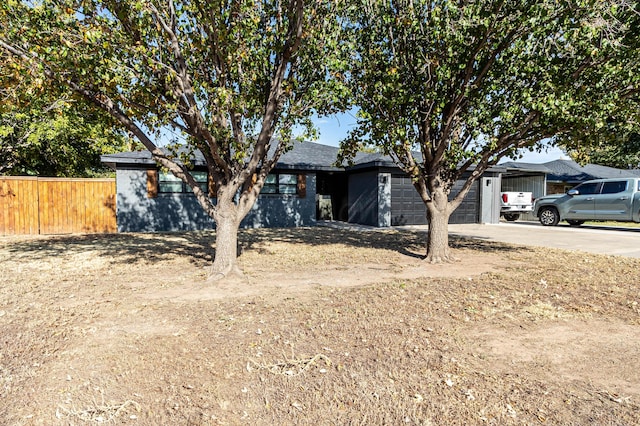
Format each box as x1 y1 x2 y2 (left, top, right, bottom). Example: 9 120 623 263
543 159 639 182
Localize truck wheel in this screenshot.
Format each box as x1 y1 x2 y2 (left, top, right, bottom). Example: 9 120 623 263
567 220 584 227
539 207 560 226
503 213 520 221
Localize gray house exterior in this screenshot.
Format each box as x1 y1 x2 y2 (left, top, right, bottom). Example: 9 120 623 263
343 153 504 227
102 142 505 232
107 167 318 232
101 144 334 232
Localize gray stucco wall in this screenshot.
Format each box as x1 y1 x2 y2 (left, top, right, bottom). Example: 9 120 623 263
115 168 317 232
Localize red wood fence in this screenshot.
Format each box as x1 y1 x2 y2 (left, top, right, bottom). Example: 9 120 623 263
0 177 116 235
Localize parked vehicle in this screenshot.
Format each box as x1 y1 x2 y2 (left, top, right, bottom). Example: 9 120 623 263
500 191 533 221
533 178 640 226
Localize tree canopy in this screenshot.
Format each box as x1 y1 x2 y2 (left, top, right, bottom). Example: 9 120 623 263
565 133 640 169
0 98 132 177
1 0 349 278
340 0 640 261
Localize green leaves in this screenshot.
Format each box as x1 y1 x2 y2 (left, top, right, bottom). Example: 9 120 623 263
342 0 639 188
1 0 349 182
0 99 131 176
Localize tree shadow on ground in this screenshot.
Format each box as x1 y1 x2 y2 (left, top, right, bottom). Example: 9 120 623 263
240 226 522 260
1 225 522 268
448 233 524 252
1 232 216 268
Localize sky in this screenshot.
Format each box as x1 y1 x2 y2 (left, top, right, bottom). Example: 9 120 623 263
312 112 570 164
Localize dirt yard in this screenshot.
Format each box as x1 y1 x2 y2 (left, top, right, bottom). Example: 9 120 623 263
1 227 639 425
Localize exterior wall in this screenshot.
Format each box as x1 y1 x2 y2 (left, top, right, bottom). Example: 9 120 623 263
242 173 317 228
480 176 501 224
348 171 380 226
115 168 316 232
547 182 572 195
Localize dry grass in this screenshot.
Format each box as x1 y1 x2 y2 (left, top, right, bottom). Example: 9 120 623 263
1 227 639 425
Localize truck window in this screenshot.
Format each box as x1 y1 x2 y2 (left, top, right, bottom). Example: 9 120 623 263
573 182 599 195
601 181 627 194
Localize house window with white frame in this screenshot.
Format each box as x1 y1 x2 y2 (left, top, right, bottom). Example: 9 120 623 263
158 170 208 194
261 173 298 195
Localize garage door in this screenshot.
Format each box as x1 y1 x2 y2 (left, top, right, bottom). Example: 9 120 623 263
449 180 479 224
391 176 479 226
391 176 427 225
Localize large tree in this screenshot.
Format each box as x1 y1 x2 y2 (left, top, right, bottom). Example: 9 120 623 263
0 98 132 176
565 132 640 169
1 0 348 279
340 0 640 262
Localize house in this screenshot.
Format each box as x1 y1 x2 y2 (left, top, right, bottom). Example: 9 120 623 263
542 159 640 194
101 142 505 232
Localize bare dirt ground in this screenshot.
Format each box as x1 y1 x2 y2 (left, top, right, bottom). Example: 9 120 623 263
1 227 639 425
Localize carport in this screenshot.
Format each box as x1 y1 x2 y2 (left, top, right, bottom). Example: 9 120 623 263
499 162 551 220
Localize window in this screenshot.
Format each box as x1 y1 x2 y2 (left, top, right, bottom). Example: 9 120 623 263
601 180 627 194
261 173 298 195
573 182 599 195
158 170 208 194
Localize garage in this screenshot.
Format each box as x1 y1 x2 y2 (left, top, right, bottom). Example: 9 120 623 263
449 179 480 224
390 175 427 225
391 175 480 226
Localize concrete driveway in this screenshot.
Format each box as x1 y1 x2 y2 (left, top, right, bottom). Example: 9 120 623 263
447 222 640 258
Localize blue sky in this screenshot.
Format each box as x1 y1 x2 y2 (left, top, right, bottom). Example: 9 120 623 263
312 112 569 164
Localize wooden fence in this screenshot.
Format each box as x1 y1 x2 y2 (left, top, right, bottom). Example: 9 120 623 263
0 177 116 235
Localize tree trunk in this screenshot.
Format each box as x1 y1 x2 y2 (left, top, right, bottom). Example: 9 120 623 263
209 200 243 281
424 189 456 263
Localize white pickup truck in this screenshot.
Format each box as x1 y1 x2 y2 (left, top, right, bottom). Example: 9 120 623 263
500 191 534 221
533 178 640 226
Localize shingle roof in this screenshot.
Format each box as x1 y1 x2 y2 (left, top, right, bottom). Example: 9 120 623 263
499 161 553 174
582 163 640 179
101 141 424 171
543 159 639 182
101 149 157 168
101 141 343 171
541 160 590 182
275 142 341 171
100 142 531 175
